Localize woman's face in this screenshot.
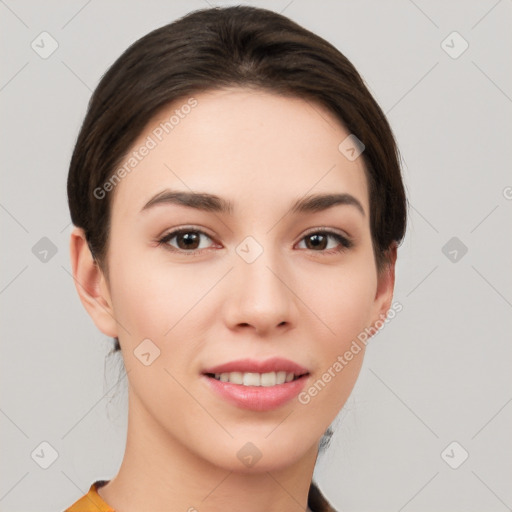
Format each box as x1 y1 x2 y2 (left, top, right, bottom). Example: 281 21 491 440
88 87 395 472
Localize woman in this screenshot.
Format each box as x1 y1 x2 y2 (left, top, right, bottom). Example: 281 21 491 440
64 5 407 511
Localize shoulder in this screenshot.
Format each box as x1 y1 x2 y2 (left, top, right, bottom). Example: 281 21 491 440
309 480 338 512
62 480 114 512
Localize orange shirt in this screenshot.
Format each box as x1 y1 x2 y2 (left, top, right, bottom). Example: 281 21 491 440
63 480 113 512
64 479 336 511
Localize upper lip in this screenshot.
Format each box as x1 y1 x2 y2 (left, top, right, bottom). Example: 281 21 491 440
202 357 309 375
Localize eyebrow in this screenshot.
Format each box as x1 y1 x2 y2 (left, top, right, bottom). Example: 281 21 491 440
141 190 365 216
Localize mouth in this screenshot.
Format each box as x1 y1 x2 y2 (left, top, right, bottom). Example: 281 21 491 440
204 371 307 386
200 357 310 411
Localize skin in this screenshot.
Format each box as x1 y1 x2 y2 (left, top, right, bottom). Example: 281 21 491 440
70 87 396 512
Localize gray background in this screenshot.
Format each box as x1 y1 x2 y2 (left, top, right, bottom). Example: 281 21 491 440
1 1 511 511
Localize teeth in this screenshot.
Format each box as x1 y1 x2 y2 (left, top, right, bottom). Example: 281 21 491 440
228 371 243 385
261 372 276 386
243 372 260 386
212 371 299 386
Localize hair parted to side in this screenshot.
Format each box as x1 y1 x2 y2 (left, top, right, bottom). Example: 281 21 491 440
67 5 407 356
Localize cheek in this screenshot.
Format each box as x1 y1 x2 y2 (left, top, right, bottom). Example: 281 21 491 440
109 261 196 338
303 257 378 346
296 257 376 411
107 247 219 371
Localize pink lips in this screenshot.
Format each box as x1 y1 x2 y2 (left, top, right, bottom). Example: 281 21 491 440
202 357 309 375
201 357 310 412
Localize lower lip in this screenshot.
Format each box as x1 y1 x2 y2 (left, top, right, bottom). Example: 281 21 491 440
202 374 309 411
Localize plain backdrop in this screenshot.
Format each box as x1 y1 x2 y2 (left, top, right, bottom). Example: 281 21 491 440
1 1 511 511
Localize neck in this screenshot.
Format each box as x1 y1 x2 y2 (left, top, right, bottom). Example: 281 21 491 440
99 389 319 512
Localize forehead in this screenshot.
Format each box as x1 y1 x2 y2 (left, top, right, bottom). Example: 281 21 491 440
110 87 369 219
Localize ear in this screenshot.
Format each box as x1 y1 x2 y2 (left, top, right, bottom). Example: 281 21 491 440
69 227 118 338
370 242 398 327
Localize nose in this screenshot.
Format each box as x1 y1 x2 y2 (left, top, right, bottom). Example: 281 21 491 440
223 243 298 336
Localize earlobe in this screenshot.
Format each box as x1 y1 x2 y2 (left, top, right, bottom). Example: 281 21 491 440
69 227 118 338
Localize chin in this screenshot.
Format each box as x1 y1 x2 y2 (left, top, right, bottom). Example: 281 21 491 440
195 431 318 474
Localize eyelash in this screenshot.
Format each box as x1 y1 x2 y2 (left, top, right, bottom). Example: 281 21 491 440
156 227 353 257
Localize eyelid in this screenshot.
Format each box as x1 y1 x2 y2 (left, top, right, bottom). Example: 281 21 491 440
300 226 351 240
158 225 214 240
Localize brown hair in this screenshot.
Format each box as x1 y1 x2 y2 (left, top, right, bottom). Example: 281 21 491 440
67 5 407 355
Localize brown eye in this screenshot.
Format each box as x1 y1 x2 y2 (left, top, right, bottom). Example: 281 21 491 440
298 231 352 253
304 233 328 250
159 229 214 253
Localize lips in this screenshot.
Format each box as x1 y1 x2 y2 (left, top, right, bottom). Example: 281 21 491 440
202 357 309 376
201 357 310 411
